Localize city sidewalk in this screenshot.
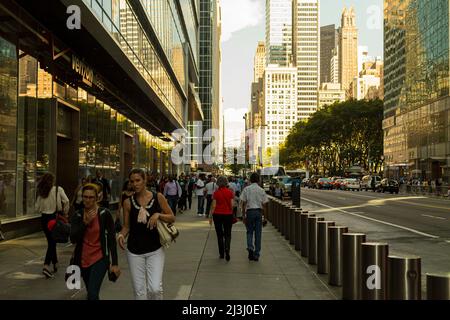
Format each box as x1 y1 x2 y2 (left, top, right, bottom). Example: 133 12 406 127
0 198 336 300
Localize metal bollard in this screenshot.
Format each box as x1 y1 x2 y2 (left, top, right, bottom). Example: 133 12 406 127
307 216 325 265
328 226 348 286
426 273 450 300
289 206 296 245
268 200 273 223
317 221 335 274
300 212 315 257
361 242 389 300
280 204 286 236
294 209 302 251
275 200 281 231
285 205 292 240
343 233 367 300
388 255 421 300
273 199 280 230
283 204 289 238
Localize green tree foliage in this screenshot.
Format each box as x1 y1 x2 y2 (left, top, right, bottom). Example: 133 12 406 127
280 99 383 176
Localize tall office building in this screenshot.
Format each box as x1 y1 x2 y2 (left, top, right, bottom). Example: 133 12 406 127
383 0 450 183
263 65 298 148
0 0 202 237
320 24 338 84
266 0 292 66
199 0 222 168
212 0 222 163
254 42 266 82
292 0 320 120
338 7 358 95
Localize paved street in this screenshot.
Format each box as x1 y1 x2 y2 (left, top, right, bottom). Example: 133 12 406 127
0 198 336 300
297 187 450 290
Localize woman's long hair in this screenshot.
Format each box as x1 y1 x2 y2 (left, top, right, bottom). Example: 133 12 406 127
37 173 54 199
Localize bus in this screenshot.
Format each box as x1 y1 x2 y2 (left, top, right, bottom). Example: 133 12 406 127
285 169 307 179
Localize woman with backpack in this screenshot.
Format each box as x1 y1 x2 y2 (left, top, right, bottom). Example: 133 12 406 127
70 183 120 300
35 173 69 278
117 168 175 300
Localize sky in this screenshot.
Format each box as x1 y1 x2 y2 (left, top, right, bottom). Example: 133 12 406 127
220 0 383 147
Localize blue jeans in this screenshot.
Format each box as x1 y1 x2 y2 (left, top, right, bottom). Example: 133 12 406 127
246 209 262 258
205 195 213 217
81 258 108 300
166 195 178 216
197 195 205 215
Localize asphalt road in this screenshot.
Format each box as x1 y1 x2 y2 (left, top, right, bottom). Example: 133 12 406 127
297 187 450 276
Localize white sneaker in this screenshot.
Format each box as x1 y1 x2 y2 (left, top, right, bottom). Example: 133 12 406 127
197 214 202 217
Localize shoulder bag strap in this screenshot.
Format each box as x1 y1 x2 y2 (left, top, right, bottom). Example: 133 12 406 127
55 185 59 214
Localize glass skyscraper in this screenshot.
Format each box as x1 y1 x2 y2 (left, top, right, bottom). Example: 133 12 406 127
0 0 202 237
383 0 450 183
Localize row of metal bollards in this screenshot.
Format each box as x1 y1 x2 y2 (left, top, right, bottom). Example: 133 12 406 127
267 197 450 300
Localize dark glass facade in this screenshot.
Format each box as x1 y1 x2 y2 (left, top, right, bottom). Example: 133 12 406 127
383 0 450 183
0 0 200 231
200 0 213 140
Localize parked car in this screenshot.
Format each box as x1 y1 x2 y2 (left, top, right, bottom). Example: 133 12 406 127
344 178 361 191
316 178 333 190
378 179 399 194
333 179 345 190
308 175 321 189
361 175 382 191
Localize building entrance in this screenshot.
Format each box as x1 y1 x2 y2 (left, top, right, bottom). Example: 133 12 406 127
56 99 80 202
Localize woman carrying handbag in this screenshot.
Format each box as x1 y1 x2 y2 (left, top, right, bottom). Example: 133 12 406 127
69 183 120 300
117 168 175 300
35 173 69 278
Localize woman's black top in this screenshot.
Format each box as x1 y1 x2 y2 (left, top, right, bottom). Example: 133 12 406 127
127 192 162 254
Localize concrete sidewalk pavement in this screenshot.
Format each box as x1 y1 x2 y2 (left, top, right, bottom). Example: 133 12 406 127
0 199 336 300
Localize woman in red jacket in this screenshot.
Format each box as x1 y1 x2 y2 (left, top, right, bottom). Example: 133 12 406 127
208 176 234 261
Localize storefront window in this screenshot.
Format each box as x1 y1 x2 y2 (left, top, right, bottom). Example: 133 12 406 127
36 64 53 177
17 52 38 216
0 36 17 219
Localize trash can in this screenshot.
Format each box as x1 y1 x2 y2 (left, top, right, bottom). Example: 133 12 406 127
388 255 421 300
317 221 335 274
426 273 450 300
343 233 366 300
328 226 348 286
361 242 389 300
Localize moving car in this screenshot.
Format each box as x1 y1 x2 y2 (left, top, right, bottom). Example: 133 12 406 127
378 179 399 194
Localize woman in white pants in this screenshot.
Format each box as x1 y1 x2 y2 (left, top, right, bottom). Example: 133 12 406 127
117 168 175 300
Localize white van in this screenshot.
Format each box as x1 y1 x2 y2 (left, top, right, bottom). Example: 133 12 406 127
361 175 382 191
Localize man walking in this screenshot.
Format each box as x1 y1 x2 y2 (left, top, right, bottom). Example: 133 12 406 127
94 170 111 209
240 172 268 261
204 176 218 218
195 174 206 216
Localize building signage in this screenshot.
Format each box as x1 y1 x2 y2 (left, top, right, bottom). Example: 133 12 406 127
72 54 93 86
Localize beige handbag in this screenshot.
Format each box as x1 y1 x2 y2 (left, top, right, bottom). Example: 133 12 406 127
157 220 179 248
